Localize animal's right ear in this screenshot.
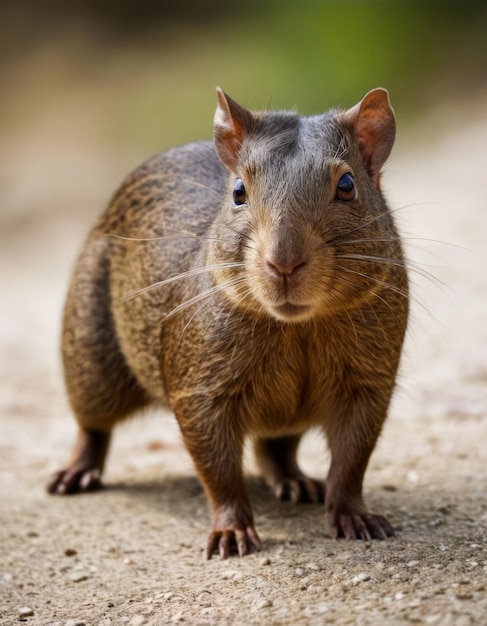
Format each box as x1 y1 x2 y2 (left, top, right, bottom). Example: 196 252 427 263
340 88 396 188
213 88 254 173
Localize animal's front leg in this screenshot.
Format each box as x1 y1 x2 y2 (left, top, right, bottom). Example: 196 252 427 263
324 399 395 540
175 405 262 559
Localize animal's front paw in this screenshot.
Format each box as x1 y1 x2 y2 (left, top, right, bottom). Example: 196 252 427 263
206 503 262 559
206 525 262 559
46 465 103 495
328 509 395 540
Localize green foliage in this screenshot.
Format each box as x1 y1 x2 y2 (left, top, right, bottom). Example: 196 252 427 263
1 0 485 151
100 0 487 149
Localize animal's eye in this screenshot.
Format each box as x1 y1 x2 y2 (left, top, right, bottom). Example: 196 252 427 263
336 172 356 201
232 178 247 207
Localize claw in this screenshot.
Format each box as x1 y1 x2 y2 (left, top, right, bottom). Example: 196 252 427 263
330 510 395 541
235 529 248 558
246 526 263 551
47 468 103 495
275 477 326 504
219 532 231 559
206 526 262 560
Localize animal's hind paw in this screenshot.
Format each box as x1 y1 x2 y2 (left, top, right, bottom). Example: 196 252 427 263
47 466 103 495
274 476 326 504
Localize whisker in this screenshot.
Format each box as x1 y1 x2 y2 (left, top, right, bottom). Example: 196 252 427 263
326 203 442 245
224 285 255 328
105 232 229 245
179 298 214 340
217 223 254 244
330 273 411 335
329 270 396 318
161 276 247 323
331 235 465 251
332 235 468 269
325 283 361 344
123 262 245 301
333 265 441 329
334 265 410 301
180 178 219 194
334 253 444 288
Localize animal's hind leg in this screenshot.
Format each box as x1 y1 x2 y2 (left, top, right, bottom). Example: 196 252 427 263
47 429 110 494
254 435 325 504
48 236 150 495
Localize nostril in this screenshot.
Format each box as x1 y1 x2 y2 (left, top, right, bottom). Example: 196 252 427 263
265 259 283 279
265 257 307 279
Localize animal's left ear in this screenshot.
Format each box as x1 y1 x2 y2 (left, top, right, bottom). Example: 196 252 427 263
213 88 255 173
340 88 396 187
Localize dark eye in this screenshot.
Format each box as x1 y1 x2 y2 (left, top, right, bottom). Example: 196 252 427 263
232 178 247 207
336 172 356 201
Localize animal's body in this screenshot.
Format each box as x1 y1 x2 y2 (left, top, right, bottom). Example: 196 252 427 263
48 88 409 559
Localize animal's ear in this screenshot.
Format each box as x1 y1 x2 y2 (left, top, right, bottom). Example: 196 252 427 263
340 88 396 187
214 88 254 172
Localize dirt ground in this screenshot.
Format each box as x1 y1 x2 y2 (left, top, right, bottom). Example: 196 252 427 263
1 95 486 626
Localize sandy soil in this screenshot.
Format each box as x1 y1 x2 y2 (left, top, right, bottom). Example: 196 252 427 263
1 98 486 626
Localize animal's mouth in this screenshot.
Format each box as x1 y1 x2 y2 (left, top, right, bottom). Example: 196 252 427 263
271 301 312 322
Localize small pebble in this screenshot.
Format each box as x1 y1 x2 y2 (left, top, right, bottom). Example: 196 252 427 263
69 572 89 583
18 607 34 618
407 470 419 483
221 569 241 580
259 557 271 566
352 573 371 583
309 602 329 615
408 599 422 608
64 620 87 626
256 599 273 609
306 562 320 571
65 549 77 557
129 616 146 626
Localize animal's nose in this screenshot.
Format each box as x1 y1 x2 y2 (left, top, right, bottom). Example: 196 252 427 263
265 257 307 279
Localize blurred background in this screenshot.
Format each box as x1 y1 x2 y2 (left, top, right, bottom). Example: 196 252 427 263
0 0 486 421
1 0 486 222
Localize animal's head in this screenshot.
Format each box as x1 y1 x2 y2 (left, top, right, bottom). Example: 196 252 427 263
211 88 398 323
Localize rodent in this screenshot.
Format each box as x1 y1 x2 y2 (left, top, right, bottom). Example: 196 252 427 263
47 87 409 560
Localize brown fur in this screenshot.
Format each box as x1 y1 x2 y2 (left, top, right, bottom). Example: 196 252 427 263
48 88 409 559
